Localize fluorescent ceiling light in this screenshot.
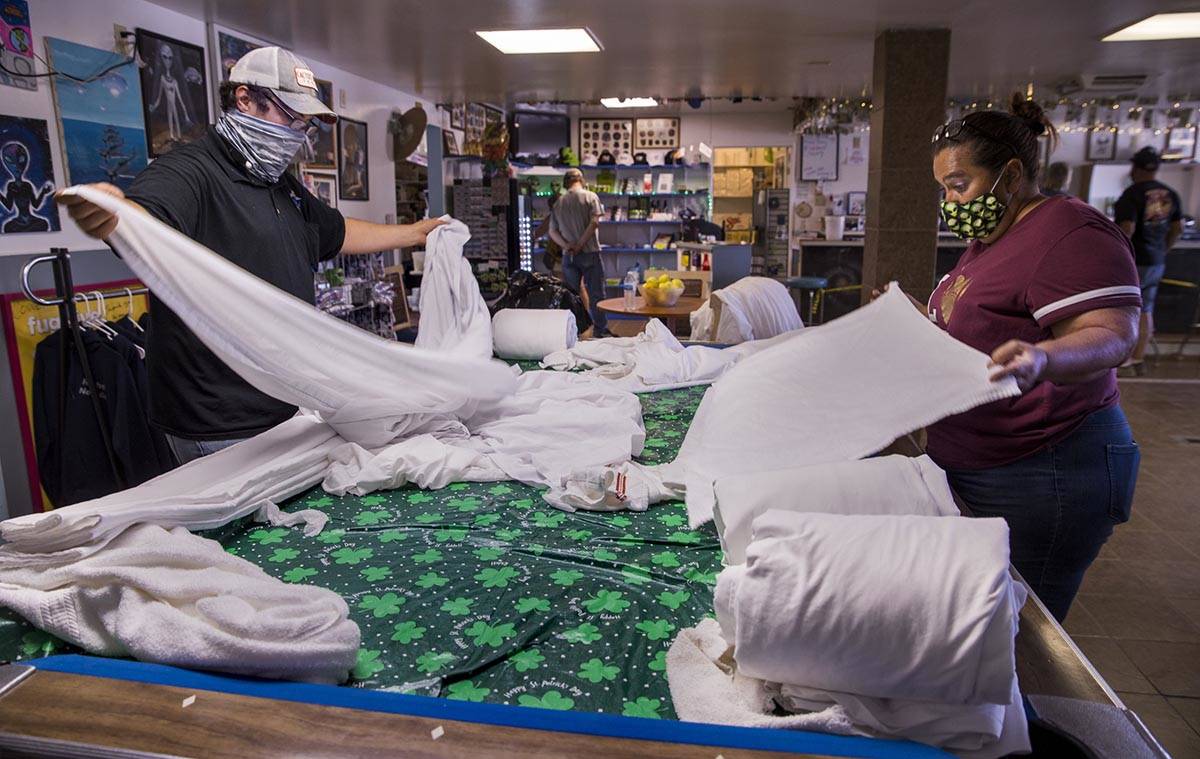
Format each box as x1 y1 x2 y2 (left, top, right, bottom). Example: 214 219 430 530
476 28 601 54
601 97 658 108
1103 13 1200 41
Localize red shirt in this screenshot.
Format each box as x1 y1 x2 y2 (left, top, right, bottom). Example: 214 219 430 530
926 196 1141 470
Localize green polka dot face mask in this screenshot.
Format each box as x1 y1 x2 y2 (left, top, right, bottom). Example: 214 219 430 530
940 171 1008 240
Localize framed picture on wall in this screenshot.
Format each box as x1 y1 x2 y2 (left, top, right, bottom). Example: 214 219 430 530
578 118 632 162
1164 125 1197 161
301 170 337 209
134 29 209 158
1085 126 1118 162
846 191 866 217
338 117 369 201
443 129 459 156
303 78 336 169
207 23 275 114
634 117 679 150
800 133 839 181
0 114 60 233
484 105 503 131
450 103 465 130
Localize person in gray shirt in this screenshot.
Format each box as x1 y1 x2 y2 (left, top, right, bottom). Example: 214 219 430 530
549 168 612 336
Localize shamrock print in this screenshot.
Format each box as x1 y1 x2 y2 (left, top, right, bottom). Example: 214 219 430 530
684 568 718 585
358 593 405 618
648 650 667 672
487 484 513 496
622 697 662 719
622 565 651 585
511 498 534 510
515 597 550 614
616 533 641 547
332 547 374 565
414 512 443 524
668 530 702 545
434 528 467 543
352 649 385 679
651 551 680 569
583 590 630 614
657 590 691 610
518 691 574 711
562 623 601 644
610 516 632 528
578 658 619 683
635 619 675 641
406 492 434 505
360 566 392 582
20 629 57 658
355 510 391 527
282 567 318 583
526 543 546 556
510 648 546 672
474 547 505 561
473 513 501 527
249 528 289 545
377 529 406 543
415 651 455 674
448 483 470 492
315 529 345 545
446 680 490 702
494 528 522 541
530 511 566 528
415 572 448 589
441 597 474 616
412 549 443 564
224 546 240 556
359 495 387 507
550 569 583 586
564 529 592 542
592 548 619 562
390 621 426 644
448 497 481 513
267 547 300 563
305 495 334 508
465 621 516 648
476 566 518 588
657 513 685 527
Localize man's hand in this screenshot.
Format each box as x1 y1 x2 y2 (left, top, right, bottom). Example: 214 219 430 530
989 340 1048 392
56 183 125 240
412 217 447 245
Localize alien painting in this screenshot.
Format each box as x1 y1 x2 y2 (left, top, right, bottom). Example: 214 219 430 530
0 115 60 234
45 37 148 190
135 29 209 158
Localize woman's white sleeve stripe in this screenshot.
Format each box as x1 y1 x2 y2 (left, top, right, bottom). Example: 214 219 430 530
1031 286 1143 321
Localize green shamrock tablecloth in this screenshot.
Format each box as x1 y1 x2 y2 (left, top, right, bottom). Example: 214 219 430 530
0 384 722 720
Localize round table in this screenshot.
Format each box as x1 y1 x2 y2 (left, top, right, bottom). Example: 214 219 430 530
596 296 705 334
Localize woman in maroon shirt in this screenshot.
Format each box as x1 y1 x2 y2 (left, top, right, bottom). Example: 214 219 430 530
919 96 1141 621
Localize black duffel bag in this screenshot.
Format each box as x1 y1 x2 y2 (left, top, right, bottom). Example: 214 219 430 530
489 270 592 335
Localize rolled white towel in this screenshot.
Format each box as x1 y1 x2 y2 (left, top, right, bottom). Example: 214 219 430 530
492 309 577 360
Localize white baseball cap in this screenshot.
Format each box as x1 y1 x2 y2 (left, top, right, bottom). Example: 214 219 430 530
229 47 337 124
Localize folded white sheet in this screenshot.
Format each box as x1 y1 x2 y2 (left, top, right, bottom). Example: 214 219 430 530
492 309 578 360
0 523 360 683
712 455 959 564
715 511 1026 706
712 276 803 344
417 219 495 360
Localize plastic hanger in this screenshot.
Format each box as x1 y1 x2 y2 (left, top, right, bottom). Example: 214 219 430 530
124 288 145 332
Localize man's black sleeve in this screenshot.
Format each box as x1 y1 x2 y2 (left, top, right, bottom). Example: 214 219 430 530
123 152 207 236
296 180 346 261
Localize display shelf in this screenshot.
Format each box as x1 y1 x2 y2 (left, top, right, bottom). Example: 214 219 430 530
595 191 708 198
599 219 684 225
511 162 710 171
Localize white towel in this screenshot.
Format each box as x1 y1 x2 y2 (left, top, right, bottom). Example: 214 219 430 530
716 511 1024 705
417 219 495 360
712 276 803 344
0 523 360 684
492 309 577 360
712 455 959 565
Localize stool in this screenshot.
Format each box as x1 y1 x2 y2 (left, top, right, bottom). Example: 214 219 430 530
784 275 829 325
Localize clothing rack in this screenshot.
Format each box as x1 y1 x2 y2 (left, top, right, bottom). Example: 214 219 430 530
20 248 149 500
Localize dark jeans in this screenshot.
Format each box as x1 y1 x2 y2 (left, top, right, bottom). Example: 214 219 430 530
945 405 1140 622
562 251 608 332
164 434 248 466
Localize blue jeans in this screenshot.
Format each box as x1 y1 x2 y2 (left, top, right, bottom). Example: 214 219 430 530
165 434 248 466
1137 263 1166 314
562 251 608 333
944 405 1140 622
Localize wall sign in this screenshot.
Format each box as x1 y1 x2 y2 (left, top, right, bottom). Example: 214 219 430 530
800 133 839 181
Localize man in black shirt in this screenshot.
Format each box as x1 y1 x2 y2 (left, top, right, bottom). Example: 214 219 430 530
1114 147 1183 371
59 48 443 463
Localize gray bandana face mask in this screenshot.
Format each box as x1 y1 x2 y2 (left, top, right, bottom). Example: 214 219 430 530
215 108 309 183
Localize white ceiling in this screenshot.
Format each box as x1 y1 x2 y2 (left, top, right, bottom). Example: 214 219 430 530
153 0 1200 104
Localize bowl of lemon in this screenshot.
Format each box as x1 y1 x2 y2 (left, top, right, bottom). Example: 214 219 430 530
639 273 686 307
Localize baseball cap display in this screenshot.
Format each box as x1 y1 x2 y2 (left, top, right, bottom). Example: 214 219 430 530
1131 146 1160 171
230 47 337 123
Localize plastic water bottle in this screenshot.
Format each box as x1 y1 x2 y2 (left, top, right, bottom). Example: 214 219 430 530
623 268 639 308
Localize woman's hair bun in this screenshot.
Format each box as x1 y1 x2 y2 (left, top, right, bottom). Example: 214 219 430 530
1010 93 1049 136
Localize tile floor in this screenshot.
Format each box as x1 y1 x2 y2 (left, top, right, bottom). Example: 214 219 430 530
1066 351 1200 758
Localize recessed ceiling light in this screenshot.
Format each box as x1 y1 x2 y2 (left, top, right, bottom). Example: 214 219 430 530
1103 13 1200 41
476 28 601 54
601 97 658 108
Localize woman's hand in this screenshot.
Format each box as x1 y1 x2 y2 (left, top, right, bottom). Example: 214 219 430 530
989 340 1048 391
55 183 125 240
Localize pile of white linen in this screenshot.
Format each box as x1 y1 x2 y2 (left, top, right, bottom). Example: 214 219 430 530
491 308 577 360
688 276 803 344
671 509 1029 757
416 219 495 359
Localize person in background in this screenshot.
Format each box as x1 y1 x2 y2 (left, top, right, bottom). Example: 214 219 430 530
1040 161 1071 197
1114 147 1183 374
549 168 613 337
533 191 562 274
58 47 443 464
880 94 1142 622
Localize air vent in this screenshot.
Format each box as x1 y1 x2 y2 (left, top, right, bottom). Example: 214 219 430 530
1081 73 1149 92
